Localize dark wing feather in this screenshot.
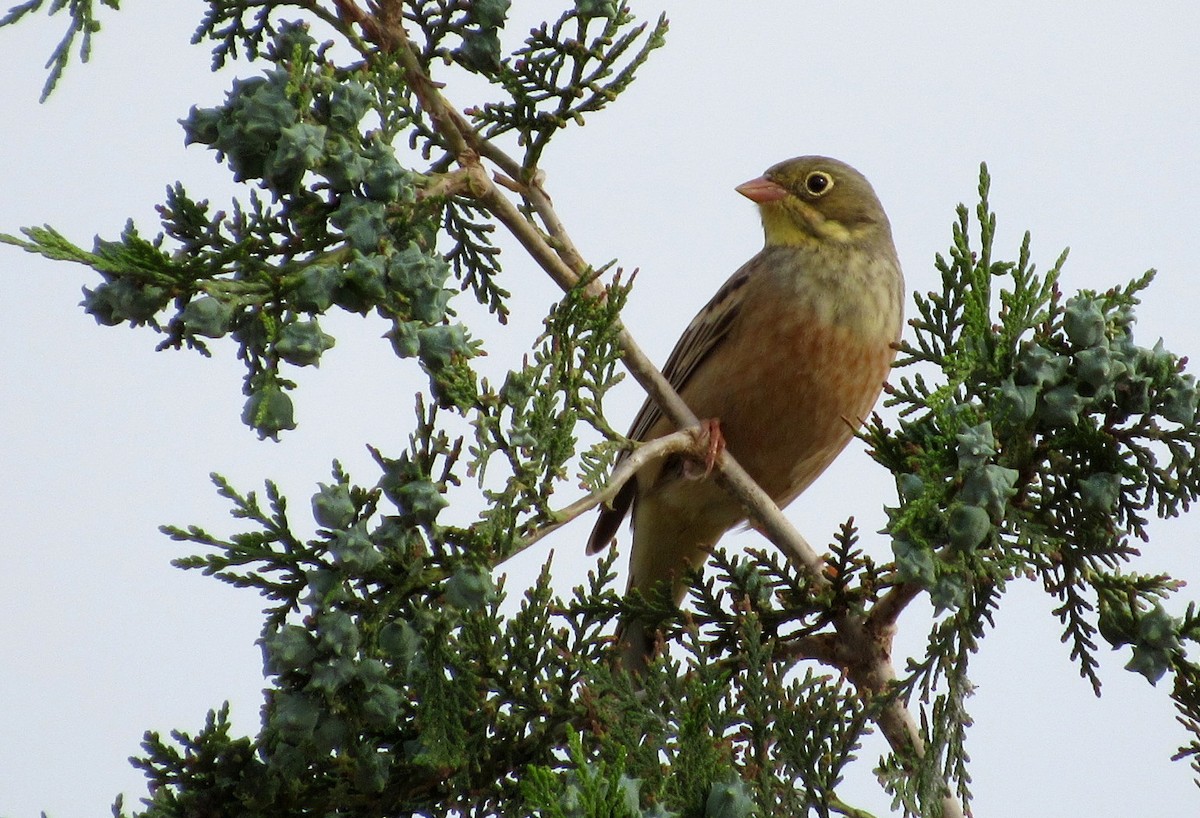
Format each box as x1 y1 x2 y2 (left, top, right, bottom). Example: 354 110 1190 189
626 267 750 444
586 478 638 554
585 263 752 553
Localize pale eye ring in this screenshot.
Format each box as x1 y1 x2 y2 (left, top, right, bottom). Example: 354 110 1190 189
804 171 834 196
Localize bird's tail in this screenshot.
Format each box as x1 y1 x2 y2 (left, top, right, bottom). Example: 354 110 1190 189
615 618 655 676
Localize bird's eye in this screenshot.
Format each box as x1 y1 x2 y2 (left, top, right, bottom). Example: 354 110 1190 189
804 171 833 196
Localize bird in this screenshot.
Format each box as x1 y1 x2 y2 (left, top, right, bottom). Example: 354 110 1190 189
586 156 905 670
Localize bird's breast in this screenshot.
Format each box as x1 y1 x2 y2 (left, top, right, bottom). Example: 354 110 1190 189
672 254 901 505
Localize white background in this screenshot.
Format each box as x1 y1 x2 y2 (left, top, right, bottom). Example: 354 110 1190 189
2 2 1199 816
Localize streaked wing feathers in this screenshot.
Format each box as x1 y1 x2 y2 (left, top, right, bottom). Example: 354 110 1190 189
585 264 750 553
626 266 750 444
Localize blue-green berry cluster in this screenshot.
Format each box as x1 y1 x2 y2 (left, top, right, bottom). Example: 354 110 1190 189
256 550 494 790
454 0 510 72
996 295 1195 431
181 30 407 206
79 23 478 438
890 289 1200 613
245 452 492 790
82 275 169 327
1098 595 1183 684
893 420 1014 606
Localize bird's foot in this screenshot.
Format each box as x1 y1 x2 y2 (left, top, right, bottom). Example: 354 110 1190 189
683 418 725 480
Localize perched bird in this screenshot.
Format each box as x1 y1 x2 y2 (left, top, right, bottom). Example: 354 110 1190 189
586 156 905 669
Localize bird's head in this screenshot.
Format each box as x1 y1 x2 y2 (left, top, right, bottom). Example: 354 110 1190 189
736 156 892 249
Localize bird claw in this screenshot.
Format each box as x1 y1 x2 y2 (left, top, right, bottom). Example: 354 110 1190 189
683 418 725 480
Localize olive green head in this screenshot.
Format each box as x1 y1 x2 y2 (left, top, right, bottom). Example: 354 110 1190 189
737 156 894 249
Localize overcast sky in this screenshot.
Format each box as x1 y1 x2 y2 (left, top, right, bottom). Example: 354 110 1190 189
3 2 1200 816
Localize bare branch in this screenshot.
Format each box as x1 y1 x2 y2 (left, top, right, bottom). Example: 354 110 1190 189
504 428 703 562
868 579 924 631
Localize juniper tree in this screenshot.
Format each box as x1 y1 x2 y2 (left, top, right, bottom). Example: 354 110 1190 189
4 2 1200 817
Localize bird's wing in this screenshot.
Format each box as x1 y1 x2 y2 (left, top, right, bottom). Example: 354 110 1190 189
627 266 751 443
585 263 752 554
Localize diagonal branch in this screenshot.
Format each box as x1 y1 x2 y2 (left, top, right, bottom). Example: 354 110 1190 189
347 9 960 815
366 5 833 577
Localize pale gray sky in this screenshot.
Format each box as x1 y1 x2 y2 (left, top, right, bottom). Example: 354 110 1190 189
3 2 1199 816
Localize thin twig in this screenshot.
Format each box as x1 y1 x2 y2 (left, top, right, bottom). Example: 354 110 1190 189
505 428 703 560
413 167 474 203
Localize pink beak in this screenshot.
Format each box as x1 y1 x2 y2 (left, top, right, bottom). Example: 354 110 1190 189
736 175 788 203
